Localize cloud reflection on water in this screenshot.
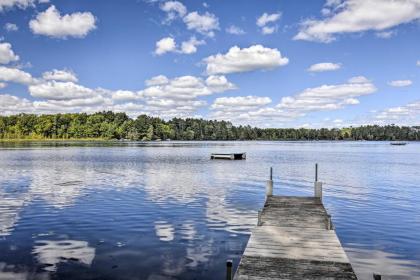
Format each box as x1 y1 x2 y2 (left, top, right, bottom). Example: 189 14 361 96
32 240 95 272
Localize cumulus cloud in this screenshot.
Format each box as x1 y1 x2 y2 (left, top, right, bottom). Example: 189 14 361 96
0 42 19 64
29 5 96 39
4 23 18 32
160 1 187 22
111 90 142 101
388 80 413 87
225 25 245 35
155 36 205 55
256 12 281 34
204 45 289 75
180 36 205 54
294 0 420 43
155 37 177 55
0 66 34 84
375 100 420 123
0 82 6 88
211 96 272 111
276 76 377 112
183 11 219 37
145 75 169 86
141 74 236 100
28 81 98 100
0 94 33 115
0 0 34 12
42 69 78 82
307 62 341 72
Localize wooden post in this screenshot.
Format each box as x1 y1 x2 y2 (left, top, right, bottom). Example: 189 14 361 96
326 214 332 230
314 181 322 200
266 167 273 196
226 260 233 280
315 163 318 182
373 273 381 280
257 210 262 226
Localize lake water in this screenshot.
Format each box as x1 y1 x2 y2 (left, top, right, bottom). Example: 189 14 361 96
0 141 419 280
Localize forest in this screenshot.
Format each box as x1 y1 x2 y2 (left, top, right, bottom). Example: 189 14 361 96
0 112 419 141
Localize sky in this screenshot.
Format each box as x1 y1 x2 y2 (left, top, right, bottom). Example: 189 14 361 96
0 0 419 128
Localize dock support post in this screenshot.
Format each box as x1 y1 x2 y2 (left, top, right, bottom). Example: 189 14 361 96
266 167 273 196
257 210 262 226
314 163 322 200
326 214 333 230
314 181 322 200
373 273 381 280
226 260 233 280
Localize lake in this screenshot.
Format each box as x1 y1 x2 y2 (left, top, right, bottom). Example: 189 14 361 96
0 141 419 280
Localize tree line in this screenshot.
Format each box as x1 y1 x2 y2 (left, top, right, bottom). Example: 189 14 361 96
0 112 419 141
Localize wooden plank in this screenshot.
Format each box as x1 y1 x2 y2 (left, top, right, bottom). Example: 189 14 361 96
234 196 357 280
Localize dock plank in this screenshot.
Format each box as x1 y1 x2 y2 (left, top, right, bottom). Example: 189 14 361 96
234 196 357 280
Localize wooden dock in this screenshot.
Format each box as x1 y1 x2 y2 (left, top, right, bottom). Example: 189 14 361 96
232 168 358 280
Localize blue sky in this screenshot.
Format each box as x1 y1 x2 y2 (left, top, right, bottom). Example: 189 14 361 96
0 0 419 127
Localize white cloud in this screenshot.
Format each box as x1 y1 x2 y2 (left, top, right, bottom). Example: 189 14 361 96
388 80 413 87
155 36 205 55
294 0 420 43
0 0 34 11
375 100 420 123
204 45 289 75
180 36 205 54
183 11 219 37
307 62 341 72
276 76 377 112
256 12 281 27
261 26 277 35
225 25 245 35
375 30 396 38
29 81 97 100
160 1 187 22
145 75 169 86
42 69 78 82
0 66 34 84
141 75 236 100
155 37 176 55
111 90 142 101
0 42 19 64
348 76 371 83
0 94 33 115
4 23 18 32
211 96 272 111
29 5 96 39
0 82 6 88
417 60 420 66
257 12 281 35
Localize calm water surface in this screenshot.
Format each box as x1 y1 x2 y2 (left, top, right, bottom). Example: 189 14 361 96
0 141 419 280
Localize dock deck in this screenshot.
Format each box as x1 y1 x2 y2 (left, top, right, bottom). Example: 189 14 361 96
234 195 357 279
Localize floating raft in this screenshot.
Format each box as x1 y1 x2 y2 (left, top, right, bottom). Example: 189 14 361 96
234 195 357 280
390 142 407 146
210 153 246 160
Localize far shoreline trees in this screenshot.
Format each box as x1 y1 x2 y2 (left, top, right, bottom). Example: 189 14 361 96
0 112 419 141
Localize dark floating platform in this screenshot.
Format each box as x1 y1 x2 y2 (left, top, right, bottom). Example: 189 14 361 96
390 142 407 146
210 153 246 160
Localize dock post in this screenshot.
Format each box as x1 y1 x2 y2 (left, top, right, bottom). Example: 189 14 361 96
314 163 322 200
326 214 333 230
266 167 273 196
257 210 262 226
314 181 322 200
226 260 233 280
373 273 381 280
